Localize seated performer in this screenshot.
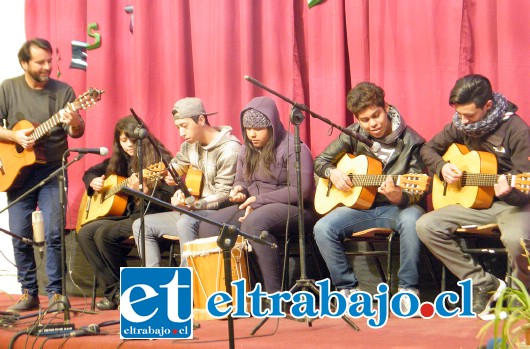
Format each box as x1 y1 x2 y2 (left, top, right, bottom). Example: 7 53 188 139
131 97 240 267
313 82 426 315
416 74 530 319
77 115 175 310
197 96 315 293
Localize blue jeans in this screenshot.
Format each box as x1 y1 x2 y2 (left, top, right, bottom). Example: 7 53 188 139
314 204 424 290
7 165 63 297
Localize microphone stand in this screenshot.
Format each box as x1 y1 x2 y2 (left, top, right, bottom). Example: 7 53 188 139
245 77 359 333
134 124 148 267
120 186 275 349
130 108 193 198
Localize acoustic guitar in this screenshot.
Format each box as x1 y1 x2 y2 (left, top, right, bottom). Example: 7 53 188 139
185 167 204 198
314 153 430 214
432 143 530 209
0 88 104 192
76 162 166 231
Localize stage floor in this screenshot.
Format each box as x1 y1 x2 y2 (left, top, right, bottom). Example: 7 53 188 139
0 293 493 349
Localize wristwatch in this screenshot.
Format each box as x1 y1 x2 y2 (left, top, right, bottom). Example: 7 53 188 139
324 167 333 179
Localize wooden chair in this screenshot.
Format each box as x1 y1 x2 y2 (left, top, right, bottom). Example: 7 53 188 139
162 235 181 267
344 228 440 293
344 228 397 289
440 223 510 291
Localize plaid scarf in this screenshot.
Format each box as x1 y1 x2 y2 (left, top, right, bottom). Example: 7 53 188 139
452 92 508 138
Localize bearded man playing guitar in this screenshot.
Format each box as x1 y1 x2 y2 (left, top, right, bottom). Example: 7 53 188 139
0 38 86 312
417 74 530 320
313 82 427 316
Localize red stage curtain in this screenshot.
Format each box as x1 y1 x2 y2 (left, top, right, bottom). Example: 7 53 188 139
23 0 530 225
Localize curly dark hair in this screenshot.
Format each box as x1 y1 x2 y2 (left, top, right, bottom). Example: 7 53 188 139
346 82 386 117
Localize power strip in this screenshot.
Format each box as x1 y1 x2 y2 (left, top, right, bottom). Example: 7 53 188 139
28 323 76 337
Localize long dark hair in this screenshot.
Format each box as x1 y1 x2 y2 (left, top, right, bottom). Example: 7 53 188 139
106 116 172 182
243 126 275 181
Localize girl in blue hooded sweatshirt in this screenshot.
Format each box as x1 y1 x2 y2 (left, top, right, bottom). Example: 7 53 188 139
197 96 314 293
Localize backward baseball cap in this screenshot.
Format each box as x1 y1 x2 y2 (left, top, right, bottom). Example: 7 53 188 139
172 97 218 120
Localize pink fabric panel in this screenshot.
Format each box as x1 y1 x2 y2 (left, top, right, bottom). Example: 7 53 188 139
21 1 530 227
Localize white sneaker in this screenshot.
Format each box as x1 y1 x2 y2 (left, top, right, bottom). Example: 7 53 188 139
397 287 421 317
336 287 361 306
477 279 507 321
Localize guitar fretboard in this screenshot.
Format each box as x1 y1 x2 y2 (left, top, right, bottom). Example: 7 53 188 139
461 173 513 187
348 174 401 187
103 178 130 201
30 102 79 140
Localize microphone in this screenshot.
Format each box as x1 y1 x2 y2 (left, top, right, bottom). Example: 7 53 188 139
70 324 100 337
68 147 109 155
32 211 45 258
193 196 231 210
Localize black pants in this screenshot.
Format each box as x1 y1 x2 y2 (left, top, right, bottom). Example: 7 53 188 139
77 217 133 298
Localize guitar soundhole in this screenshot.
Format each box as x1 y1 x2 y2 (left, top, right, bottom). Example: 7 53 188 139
15 144 24 154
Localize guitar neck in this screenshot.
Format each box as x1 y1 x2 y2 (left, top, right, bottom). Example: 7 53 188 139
30 101 79 141
102 163 165 200
103 178 130 200
349 174 401 187
461 173 512 187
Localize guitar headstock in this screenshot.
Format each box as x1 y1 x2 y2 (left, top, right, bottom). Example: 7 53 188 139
514 173 530 194
399 173 431 194
74 88 105 111
143 162 167 180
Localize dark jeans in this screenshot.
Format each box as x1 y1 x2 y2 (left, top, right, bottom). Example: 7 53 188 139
198 203 309 293
7 165 63 297
77 217 134 298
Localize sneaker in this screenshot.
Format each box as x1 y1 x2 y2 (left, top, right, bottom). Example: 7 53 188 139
397 287 421 317
96 297 118 311
339 287 361 301
7 289 40 312
473 278 506 320
48 292 70 312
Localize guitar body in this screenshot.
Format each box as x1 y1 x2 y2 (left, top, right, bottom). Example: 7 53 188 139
76 175 129 231
185 167 204 198
0 120 46 192
314 154 381 214
432 143 497 210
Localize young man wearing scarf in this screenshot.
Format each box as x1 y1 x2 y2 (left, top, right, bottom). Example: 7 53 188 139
313 82 426 315
416 74 530 319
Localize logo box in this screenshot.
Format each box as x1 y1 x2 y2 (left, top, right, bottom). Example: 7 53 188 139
120 267 193 339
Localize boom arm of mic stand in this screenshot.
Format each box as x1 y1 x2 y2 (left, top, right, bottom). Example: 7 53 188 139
120 186 276 249
243 75 376 149
0 227 35 246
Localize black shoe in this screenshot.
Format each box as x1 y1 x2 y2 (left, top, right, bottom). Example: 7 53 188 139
7 289 40 312
48 292 70 312
473 278 506 320
96 297 118 311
